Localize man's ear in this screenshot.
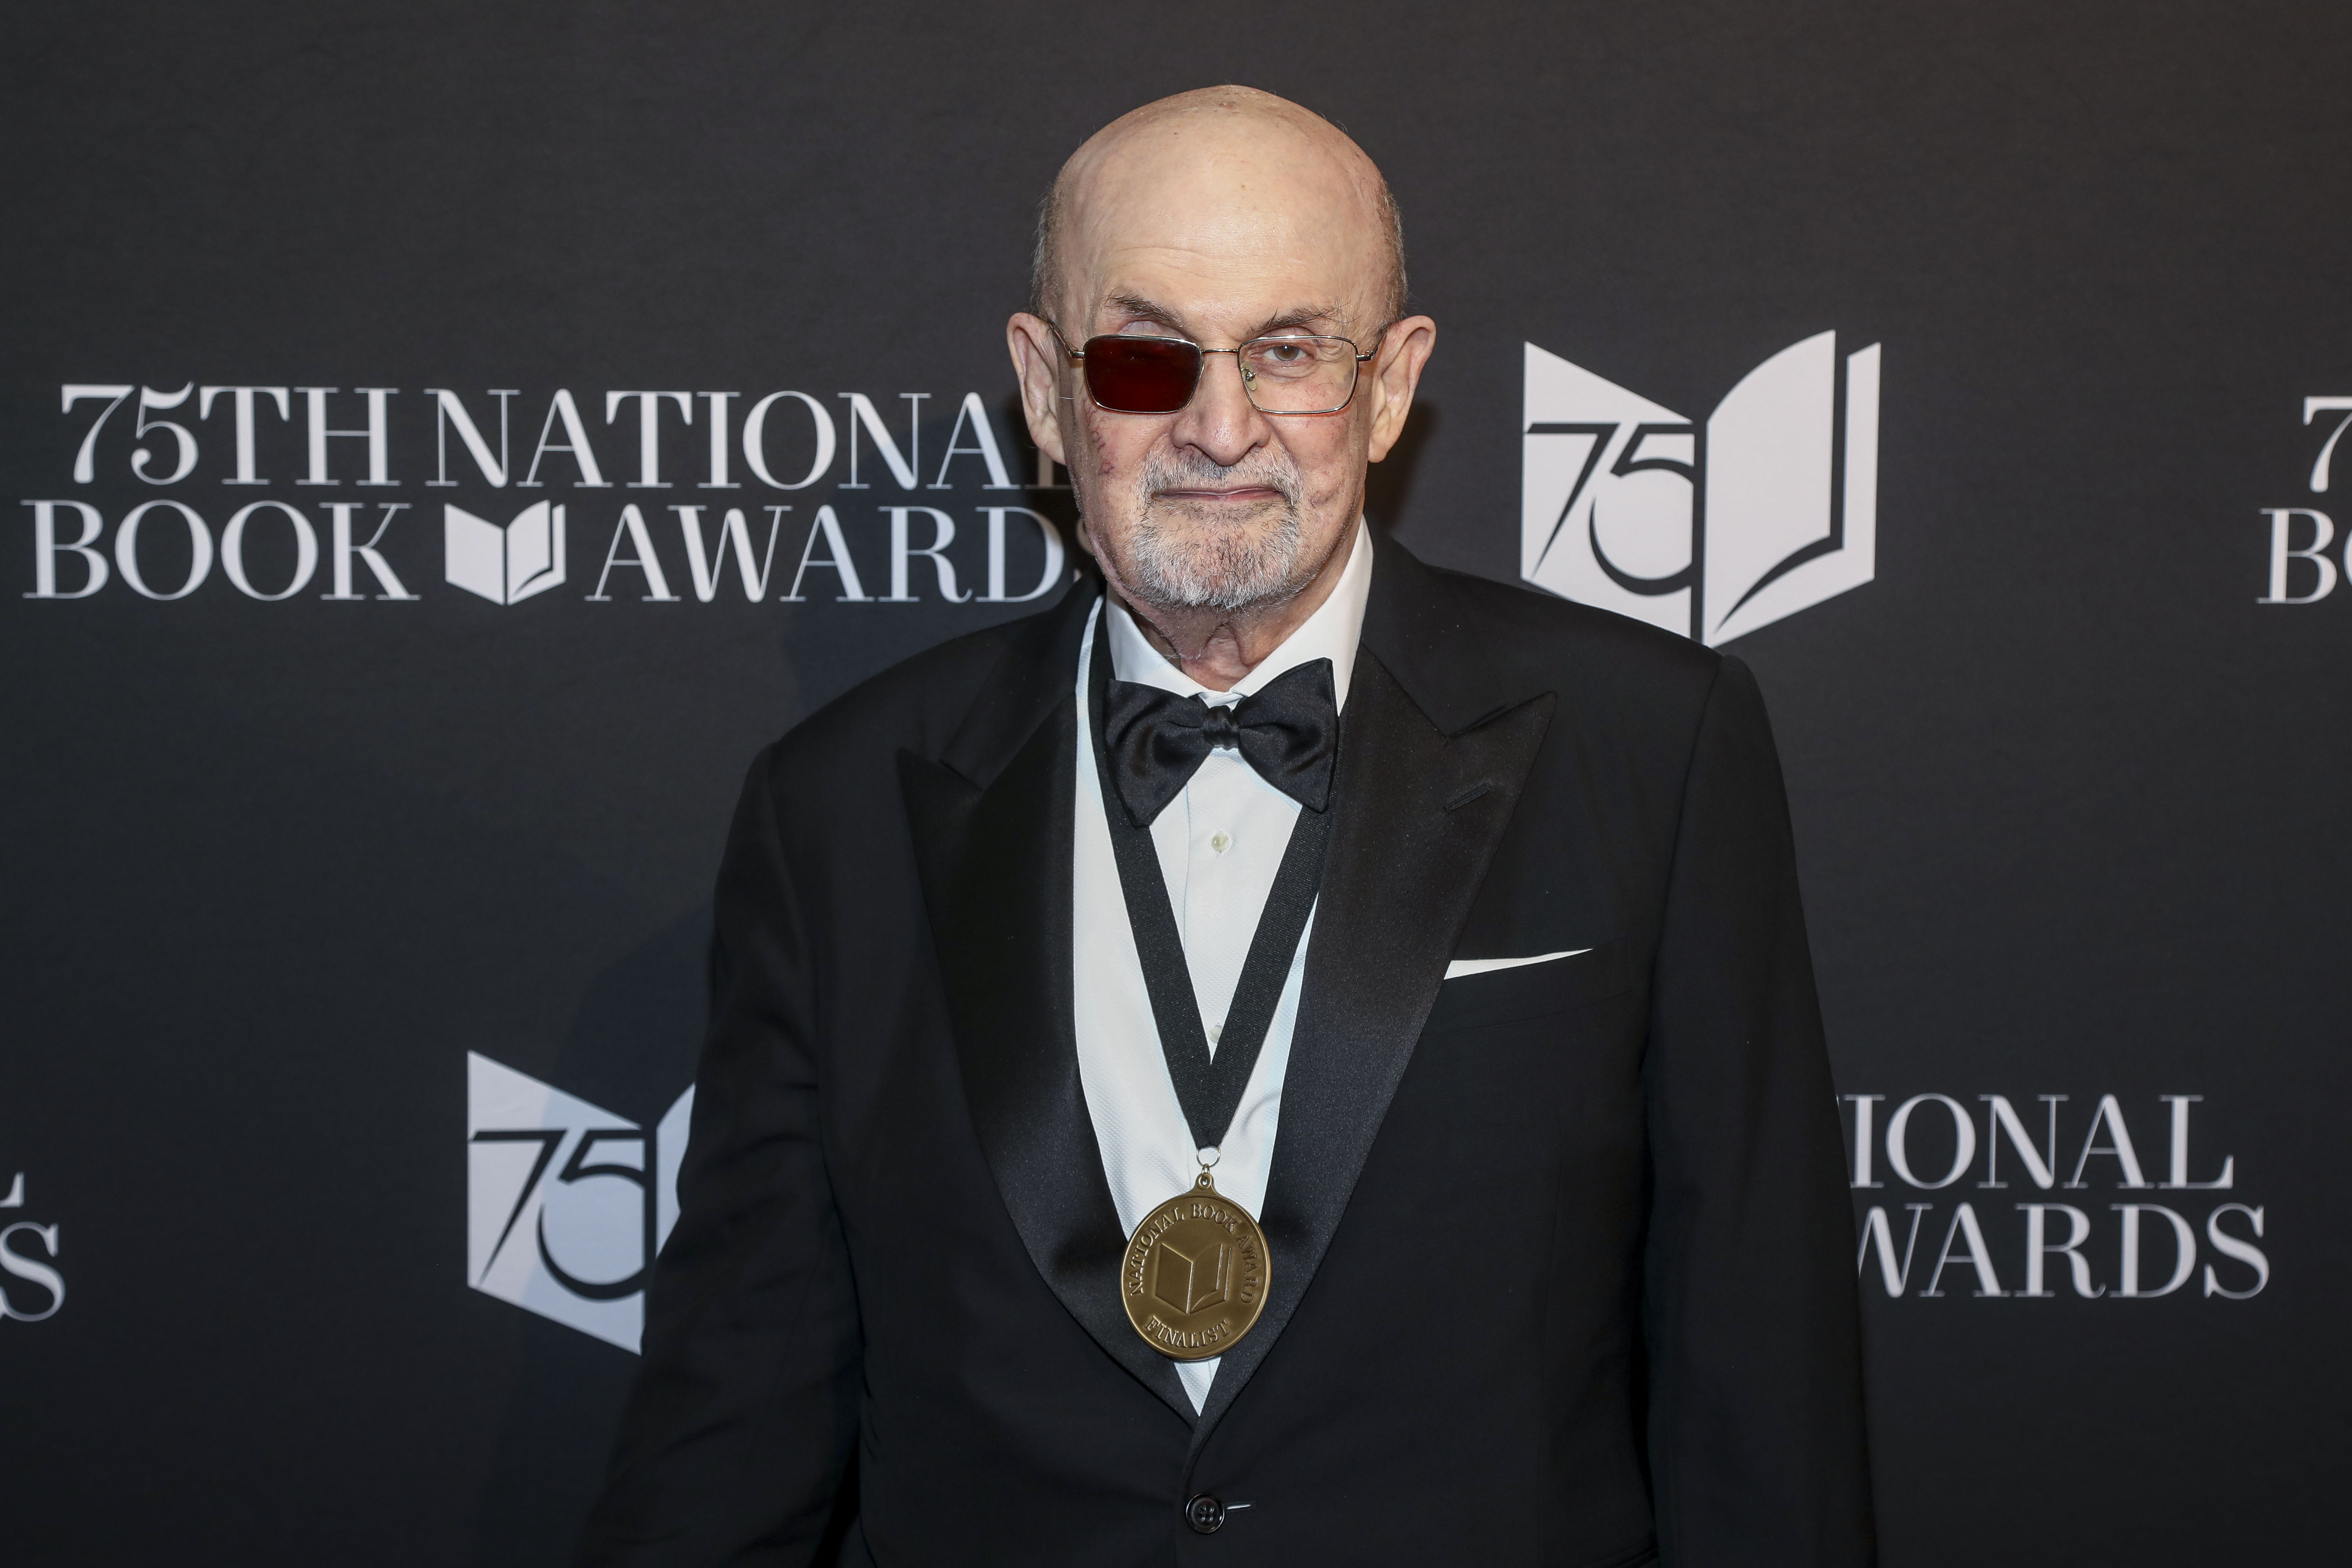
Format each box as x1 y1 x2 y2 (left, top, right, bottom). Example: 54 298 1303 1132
1006 313 1070 466
1365 316 1437 464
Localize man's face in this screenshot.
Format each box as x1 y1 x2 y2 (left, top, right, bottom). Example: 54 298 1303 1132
1010 120 1433 619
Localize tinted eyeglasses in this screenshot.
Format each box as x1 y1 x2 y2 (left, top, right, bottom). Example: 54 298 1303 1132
1047 322 1381 416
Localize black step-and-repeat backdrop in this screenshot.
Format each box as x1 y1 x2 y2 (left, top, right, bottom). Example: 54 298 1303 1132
5 3 2345 1563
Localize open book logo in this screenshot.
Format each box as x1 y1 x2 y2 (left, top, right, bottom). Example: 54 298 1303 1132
465 1052 692 1352
1521 333 1881 645
444 501 566 605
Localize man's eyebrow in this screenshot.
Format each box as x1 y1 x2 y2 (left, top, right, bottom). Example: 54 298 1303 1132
1098 294 1190 334
1248 304 1352 338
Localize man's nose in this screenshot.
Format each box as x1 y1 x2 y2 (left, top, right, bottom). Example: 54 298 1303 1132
1168 351 1271 468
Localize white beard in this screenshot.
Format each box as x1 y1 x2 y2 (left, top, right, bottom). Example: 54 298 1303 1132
1120 449 1312 614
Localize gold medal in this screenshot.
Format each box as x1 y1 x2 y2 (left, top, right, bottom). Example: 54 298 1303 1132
1121 1168 1270 1360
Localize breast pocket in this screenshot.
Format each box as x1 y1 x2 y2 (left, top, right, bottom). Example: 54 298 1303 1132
1419 940 1635 1037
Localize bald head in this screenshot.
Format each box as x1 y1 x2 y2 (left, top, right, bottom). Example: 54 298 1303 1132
1004 87 1436 687
1029 86 1407 330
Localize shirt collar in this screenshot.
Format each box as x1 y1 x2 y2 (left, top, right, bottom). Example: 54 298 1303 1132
1105 520 1374 711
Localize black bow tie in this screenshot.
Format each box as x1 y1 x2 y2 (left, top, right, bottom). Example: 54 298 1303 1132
1102 659 1340 827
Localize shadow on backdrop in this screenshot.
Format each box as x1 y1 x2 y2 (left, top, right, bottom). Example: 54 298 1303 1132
467 906 713 1568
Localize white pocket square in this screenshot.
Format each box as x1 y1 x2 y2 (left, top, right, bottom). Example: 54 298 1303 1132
1443 948 1590 980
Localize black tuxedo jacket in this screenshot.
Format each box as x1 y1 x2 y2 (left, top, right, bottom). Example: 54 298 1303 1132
581 541 1873 1567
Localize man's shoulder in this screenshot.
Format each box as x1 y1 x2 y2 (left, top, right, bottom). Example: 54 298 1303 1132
758 593 1078 786
1383 550 1730 735
1425 560 1720 687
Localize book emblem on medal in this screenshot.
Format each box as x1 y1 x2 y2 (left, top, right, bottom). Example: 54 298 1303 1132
1122 1170 1270 1360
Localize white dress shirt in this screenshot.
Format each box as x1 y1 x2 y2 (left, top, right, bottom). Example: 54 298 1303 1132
1072 522 1373 1412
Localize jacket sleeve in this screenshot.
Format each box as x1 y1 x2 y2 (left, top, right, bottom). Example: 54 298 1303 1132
1641 654 1875 1566
580 743 863 1566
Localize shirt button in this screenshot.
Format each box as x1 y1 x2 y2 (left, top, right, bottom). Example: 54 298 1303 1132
1209 831 1232 853
1184 1494 1226 1534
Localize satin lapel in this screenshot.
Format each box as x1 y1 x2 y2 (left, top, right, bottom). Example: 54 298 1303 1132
898 592 1193 1423
1190 650 1557 1443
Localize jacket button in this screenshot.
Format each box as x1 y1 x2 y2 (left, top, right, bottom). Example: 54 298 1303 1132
1184 1494 1226 1534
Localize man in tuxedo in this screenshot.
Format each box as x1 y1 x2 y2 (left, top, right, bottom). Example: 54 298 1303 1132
583 86 1873 1567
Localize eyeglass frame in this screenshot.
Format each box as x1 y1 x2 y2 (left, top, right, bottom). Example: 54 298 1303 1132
1042 318 1390 417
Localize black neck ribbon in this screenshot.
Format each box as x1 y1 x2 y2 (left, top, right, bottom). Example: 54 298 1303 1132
1086 607 1340 1154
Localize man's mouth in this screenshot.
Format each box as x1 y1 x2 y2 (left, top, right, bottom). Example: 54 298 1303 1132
1155 486 1286 504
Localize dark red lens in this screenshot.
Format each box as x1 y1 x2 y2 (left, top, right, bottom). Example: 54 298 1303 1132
1083 336 1201 414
